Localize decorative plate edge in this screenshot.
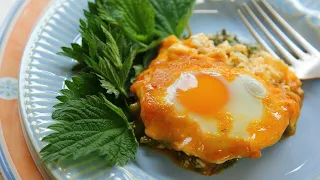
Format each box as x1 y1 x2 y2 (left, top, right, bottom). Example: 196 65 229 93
18 0 82 179
0 0 26 179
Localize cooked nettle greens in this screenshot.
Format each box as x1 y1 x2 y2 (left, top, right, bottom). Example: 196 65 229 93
40 0 196 166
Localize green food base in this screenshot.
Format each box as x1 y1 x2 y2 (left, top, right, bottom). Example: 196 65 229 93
140 135 238 176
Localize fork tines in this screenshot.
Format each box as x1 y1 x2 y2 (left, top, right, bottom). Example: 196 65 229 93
238 0 320 65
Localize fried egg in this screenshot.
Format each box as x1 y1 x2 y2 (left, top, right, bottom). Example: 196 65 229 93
131 34 302 164
167 72 266 140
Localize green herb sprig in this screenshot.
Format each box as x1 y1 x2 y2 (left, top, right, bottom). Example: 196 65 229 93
40 0 195 166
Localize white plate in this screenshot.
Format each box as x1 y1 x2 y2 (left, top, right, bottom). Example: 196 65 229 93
19 0 320 179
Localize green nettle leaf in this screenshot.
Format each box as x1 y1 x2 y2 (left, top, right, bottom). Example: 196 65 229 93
40 95 138 165
44 0 197 166
59 43 88 65
58 4 103 69
110 28 136 62
55 72 105 107
99 78 120 98
82 25 137 98
149 0 195 38
101 26 122 68
130 65 144 83
119 47 136 85
136 37 164 53
84 55 121 96
97 0 155 46
87 1 99 15
142 48 158 68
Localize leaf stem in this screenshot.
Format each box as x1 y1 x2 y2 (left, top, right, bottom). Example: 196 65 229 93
187 24 192 37
120 87 128 98
135 41 148 49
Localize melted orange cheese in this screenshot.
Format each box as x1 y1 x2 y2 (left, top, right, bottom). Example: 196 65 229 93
131 35 302 164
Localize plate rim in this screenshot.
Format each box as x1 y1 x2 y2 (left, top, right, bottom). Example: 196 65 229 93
0 0 25 179
17 0 320 179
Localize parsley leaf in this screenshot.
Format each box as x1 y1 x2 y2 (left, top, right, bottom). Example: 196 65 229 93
40 95 138 165
149 0 195 38
98 0 155 46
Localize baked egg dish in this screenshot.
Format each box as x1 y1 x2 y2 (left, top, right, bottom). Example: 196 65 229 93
131 32 303 175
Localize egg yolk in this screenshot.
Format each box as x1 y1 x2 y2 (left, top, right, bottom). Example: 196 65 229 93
176 74 229 117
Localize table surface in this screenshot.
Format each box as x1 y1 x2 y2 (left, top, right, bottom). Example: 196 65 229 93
0 0 16 28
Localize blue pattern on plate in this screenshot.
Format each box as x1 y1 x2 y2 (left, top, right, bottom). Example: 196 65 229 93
0 77 18 100
0 0 25 179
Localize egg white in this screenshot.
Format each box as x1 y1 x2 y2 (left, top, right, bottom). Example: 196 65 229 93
166 72 267 140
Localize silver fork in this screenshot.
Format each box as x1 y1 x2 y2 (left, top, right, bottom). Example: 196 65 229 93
238 0 320 80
